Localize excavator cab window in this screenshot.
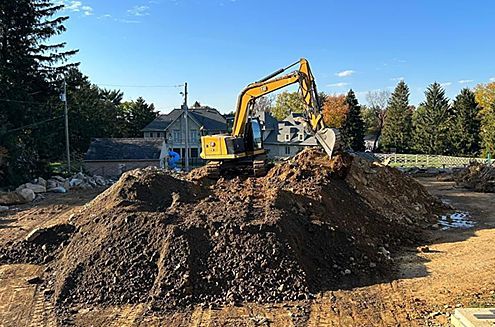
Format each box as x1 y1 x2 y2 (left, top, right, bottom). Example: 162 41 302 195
251 119 263 149
244 118 263 151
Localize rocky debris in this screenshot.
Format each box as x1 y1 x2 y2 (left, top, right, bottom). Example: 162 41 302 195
399 167 455 177
17 182 46 194
453 162 495 193
0 205 8 212
0 173 112 206
0 224 76 265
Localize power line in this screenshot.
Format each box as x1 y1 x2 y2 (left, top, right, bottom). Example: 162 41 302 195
96 83 184 88
0 98 50 106
3 116 63 134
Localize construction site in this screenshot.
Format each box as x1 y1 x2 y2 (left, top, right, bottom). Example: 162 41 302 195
1 2 495 325
0 147 494 326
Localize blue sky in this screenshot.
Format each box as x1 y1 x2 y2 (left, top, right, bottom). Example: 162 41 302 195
57 0 495 113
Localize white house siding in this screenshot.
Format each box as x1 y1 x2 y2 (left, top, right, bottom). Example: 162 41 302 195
165 116 203 165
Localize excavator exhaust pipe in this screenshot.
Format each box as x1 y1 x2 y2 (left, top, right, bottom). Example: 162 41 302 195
315 128 341 159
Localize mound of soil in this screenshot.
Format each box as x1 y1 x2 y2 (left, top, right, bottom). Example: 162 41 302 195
3 150 443 318
454 162 495 192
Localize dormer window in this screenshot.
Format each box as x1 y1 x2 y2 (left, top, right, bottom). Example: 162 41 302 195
285 134 290 142
298 133 304 141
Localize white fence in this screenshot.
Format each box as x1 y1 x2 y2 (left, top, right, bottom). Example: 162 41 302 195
372 153 488 168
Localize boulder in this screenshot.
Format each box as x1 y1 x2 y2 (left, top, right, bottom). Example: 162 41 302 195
24 183 46 194
17 188 36 202
48 187 67 193
70 178 83 187
52 175 66 182
36 177 47 188
0 205 9 212
47 179 58 189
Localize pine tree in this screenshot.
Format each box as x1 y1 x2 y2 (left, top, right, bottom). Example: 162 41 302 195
0 0 78 185
341 90 365 151
381 81 413 153
451 88 481 156
413 82 453 154
122 97 158 137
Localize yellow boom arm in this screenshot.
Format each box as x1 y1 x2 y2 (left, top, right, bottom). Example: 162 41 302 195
231 58 325 137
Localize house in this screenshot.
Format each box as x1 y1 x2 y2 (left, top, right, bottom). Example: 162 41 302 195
141 102 227 166
258 112 318 158
84 138 166 177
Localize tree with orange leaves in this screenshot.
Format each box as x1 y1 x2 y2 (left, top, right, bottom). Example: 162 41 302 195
322 94 349 128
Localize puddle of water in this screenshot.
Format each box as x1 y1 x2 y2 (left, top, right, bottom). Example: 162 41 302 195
439 212 475 230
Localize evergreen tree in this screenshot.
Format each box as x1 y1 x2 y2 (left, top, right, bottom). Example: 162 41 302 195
340 90 365 151
121 97 158 137
0 0 78 185
381 81 413 152
480 102 495 156
413 82 453 154
451 88 481 156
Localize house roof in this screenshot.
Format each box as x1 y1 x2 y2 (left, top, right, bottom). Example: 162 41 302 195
141 106 227 132
84 138 163 161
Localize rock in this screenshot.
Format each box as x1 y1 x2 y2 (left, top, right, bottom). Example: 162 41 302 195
48 187 67 193
36 177 47 188
0 191 30 205
88 178 97 187
0 205 9 212
94 175 106 186
17 188 36 202
47 179 58 189
24 183 46 194
52 175 66 182
70 178 83 187
63 180 71 190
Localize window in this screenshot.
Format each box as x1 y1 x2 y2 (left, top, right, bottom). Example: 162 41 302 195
298 133 304 141
173 130 181 143
150 132 154 138
285 146 291 155
190 148 199 158
190 129 198 143
285 134 290 142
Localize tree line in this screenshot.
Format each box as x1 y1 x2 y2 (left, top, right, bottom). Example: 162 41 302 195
260 81 495 157
0 1 157 186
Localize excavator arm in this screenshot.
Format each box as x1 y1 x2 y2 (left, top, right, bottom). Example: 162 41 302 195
231 58 339 157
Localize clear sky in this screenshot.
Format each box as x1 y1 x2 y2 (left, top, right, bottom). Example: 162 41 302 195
57 0 495 113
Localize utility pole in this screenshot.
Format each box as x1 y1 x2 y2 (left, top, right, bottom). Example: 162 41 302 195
183 82 189 172
62 78 71 173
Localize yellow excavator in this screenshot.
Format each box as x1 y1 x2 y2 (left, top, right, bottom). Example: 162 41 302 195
200 58 340 177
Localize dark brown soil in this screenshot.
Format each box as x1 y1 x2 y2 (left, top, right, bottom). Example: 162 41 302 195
453 162 495 192
0 149 443 322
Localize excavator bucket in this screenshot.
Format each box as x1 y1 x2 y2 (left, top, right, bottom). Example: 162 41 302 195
315 127 341 159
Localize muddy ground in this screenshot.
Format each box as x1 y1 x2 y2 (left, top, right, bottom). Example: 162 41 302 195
0 177 494 326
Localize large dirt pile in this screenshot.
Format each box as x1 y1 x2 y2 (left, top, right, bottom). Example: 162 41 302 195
454 162 495 192
5 149 442 317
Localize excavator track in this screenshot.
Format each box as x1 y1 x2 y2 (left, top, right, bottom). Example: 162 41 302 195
206 161 221 179
252 154 267 177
